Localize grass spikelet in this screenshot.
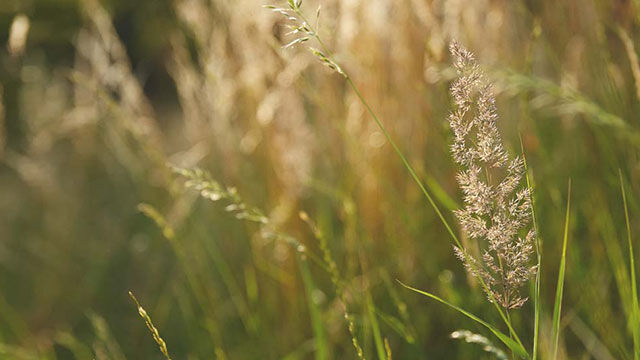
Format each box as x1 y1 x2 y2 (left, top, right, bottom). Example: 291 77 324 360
450 329 508 360
384 337 392 360
171 165 268 224
137 203 175 240
7 14 29 57
128 291 172 360
299 211 366 360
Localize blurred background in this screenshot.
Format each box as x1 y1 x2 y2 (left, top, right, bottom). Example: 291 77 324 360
1 0 640 358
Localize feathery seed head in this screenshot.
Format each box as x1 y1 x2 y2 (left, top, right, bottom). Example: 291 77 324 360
447 41 536 309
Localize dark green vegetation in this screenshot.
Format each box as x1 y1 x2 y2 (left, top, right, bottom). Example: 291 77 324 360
1 0 640 358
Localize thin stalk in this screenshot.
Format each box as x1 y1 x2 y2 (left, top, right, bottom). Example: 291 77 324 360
620 169 640 360
552 179 572 360
344 77 460 246
298 254 328 360
521 137 541 359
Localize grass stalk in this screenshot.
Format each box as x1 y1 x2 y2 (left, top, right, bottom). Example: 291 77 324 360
552 179 572 359
298 253 328 360
299 211 366 359
521 137 542 359
398 281 528 358
128 291 172 360
366 291 386 360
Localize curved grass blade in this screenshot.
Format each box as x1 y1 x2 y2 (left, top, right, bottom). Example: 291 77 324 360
552 179 572 359
619 169 640 360
366 291 387 360
397 281 529 358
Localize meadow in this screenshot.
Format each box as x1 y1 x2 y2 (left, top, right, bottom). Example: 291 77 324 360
1 0 640 358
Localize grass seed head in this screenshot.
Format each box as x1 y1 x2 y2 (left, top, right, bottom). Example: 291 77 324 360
448 41 536 309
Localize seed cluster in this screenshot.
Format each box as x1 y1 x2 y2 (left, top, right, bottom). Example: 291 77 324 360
448 41 537 309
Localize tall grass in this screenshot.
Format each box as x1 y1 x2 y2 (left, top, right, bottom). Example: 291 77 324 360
2 0 640 359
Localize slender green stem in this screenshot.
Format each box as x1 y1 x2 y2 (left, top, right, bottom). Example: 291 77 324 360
345 77 461 246
521 137 541 360
552 179 572 360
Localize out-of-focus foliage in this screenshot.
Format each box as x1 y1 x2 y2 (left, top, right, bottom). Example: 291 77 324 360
1 0 640 359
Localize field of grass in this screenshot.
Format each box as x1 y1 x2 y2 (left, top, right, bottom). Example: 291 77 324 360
1 0 640 358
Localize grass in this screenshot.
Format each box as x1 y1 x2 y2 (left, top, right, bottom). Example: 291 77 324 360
620 170 640 360
398 281 529 358
551 179 571 359
521 138 542 359
128 291 172 360
2 0 640 359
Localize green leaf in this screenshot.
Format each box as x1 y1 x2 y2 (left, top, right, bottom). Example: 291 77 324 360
552 179 572 359
365 291 387 360
620 170 640 360
397 281 529 358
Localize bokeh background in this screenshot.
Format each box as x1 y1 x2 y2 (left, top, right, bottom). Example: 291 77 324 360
1 0 640 358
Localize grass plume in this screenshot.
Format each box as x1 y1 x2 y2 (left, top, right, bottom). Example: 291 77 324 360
448 41 537 310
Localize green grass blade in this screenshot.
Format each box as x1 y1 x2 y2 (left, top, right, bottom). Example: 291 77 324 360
521 138 542 359
373 308 414 344
198 223 258 334
398 281 529 358
620 169 640 360
424 173 460 211
298 255 328 360
552 179 572 359
54 332 94 360
365 291 386 360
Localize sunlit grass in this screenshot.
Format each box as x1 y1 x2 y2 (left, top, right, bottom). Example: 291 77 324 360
2 0 640 359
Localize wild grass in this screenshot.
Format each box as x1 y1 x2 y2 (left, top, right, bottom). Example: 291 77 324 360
2 0 640 359
128 291 172 360
551 180 571 359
